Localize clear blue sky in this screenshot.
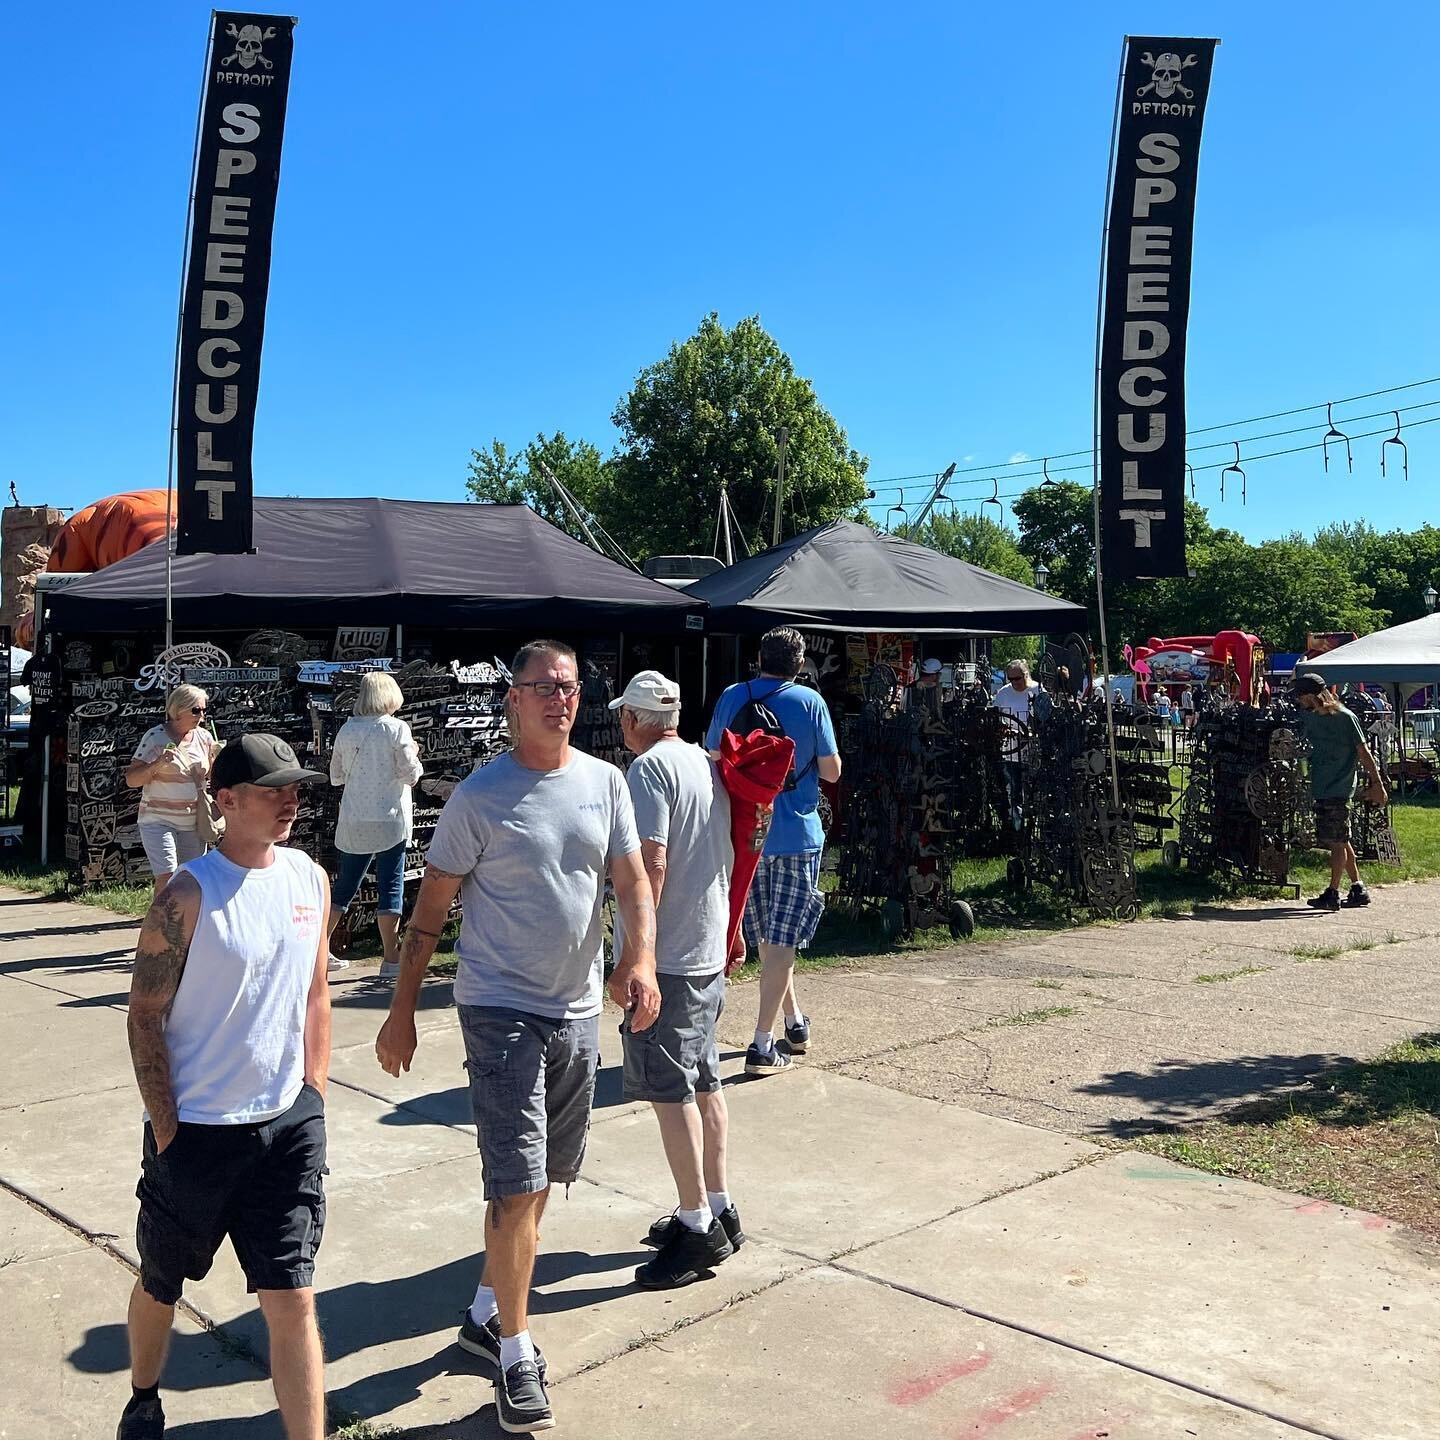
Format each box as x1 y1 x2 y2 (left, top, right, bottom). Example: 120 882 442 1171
5 1 1437 546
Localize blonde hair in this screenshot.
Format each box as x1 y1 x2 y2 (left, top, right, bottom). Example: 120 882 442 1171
355 671 404 716
1312 690 1345 716
166 683 208 719
1005 658 1031 679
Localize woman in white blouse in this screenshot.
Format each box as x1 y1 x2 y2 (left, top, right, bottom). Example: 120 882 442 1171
328 672 424 977
124 683 220 893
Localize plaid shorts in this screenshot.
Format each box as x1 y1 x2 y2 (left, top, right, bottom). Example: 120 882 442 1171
743 851 825 949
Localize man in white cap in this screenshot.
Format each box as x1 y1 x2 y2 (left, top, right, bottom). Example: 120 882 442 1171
611 671 743 1288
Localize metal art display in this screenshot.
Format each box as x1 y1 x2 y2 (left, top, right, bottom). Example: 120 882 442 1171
1016 694 1139 919
1348 704 1401 864
834 664 974 941
1177 697 1309 889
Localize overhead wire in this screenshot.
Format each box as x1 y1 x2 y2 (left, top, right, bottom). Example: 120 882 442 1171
883 413 1440 519
861 374 1440 497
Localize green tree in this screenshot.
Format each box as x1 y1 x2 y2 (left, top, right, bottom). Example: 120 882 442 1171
1312 521 1440 627
908 509 1035 586
598 313 869 560
465 432 607 543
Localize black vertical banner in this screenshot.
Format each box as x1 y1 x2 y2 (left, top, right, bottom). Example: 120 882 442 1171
1099 38 1217 582
175 13 297 555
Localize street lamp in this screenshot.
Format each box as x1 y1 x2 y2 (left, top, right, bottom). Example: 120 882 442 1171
1424 583 1437 613
1033 560 1050 591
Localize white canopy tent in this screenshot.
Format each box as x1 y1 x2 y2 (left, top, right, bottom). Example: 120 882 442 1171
1294 613 1440 684
1295 613 1440 795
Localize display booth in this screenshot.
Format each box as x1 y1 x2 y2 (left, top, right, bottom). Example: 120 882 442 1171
31 499 704 919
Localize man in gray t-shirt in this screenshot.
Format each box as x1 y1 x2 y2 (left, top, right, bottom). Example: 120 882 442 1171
376 641 658 1434
611 671 744 1290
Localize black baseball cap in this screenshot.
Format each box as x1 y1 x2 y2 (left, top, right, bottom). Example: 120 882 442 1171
211 733 326 791
1292 672 1327 697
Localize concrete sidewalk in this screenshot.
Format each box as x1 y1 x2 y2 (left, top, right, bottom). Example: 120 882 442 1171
2 882 1437 1439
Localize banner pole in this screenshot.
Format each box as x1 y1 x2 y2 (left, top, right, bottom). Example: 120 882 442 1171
1092 34 1129 813
165 17 213 652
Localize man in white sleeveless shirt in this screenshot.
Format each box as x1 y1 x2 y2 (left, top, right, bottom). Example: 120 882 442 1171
119 734 331 1440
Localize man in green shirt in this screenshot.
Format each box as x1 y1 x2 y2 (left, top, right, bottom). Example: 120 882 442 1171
1293 672 1388 911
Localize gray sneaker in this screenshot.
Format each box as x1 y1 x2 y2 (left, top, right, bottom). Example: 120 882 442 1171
457 1311 546 1382
495 1358 554 1433
783 1015 811 1054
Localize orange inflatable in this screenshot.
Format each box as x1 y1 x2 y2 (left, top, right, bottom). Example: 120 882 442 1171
46 489 172 573
14 490 173 646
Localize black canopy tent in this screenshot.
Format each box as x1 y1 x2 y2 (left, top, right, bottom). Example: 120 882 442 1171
684 520 1086 634
43 498 705 634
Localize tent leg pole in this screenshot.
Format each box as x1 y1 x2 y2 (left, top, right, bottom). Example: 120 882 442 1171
396 623 404 663
702 636 709 707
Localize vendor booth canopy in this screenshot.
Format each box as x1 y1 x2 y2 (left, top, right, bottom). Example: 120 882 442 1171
684 519 1087 634
1293 613 1440 685
43 498 705 634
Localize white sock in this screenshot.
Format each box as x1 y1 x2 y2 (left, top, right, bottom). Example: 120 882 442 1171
678 1204 713 1233
707 1190 731 1217
753 1028 774 1054
785 1011 804 1028
499 1330 536 1369
469 1282 498 1327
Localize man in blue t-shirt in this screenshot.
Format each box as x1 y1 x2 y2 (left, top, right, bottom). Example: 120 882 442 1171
706 626 841 1075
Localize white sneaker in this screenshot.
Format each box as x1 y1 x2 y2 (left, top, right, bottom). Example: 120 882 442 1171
378 960 400 980
326 953 350 973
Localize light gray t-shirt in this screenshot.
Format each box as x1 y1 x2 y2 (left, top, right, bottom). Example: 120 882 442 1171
614 740 733 977
427 750 640 1020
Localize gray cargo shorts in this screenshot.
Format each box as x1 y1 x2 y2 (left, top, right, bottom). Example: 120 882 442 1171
621 969 725 1105
458 1005 600 1201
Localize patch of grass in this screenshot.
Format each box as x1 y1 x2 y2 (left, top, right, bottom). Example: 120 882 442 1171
1289 932 1408 962
1194 965 1269 984
1033 978 1065 990
991 1005 1078 1027
0 860 152 919
1128 1032 1440 1237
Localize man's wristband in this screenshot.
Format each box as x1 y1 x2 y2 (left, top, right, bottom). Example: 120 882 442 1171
406 924 443 939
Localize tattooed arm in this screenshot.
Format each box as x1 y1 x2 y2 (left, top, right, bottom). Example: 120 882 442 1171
127 873 200 1151
376 863 463 1077
608 849 660 1031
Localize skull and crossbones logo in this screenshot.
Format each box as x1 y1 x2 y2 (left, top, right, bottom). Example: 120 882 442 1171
1137 51 1197 101
222 22 277 70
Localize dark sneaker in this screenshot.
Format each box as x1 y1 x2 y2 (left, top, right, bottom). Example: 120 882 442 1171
457 1312 546 1382
635 1218 734 1289
1307 887 1341 912
744 1043 794 1076
1342 884 1372 908
495 1359 554 1434
783 1015 811 1054
116 1396 165 1440
647 1203 746 1252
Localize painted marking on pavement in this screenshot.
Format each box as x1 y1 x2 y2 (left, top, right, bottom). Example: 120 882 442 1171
889 1351 990 1405
958 1382 1054 1434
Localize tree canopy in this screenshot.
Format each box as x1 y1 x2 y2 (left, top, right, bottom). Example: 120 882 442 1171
468 314 869 563
1008 480 1396 651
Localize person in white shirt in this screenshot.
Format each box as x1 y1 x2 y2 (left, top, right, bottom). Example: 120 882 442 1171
327 672 424 979
119 734 331 1440
125 685 221 894
992 659 1039 832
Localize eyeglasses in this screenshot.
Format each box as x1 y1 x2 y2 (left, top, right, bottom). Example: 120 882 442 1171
515 681 580 699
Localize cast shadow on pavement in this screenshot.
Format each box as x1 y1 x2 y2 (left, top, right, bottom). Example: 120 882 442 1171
1078 1050 1356 1136
1 947 135 978
69 1247 644 1427
1183 904 1308 923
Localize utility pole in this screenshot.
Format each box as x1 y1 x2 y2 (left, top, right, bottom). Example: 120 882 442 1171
772 426 789 547
719 482 734 565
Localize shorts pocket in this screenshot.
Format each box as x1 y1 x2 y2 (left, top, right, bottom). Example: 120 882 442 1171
467 1053 519 1148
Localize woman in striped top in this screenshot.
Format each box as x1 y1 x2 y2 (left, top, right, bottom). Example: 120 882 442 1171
125 684 221 893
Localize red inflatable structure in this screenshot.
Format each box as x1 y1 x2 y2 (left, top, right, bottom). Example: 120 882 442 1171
1126 630 1265 702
